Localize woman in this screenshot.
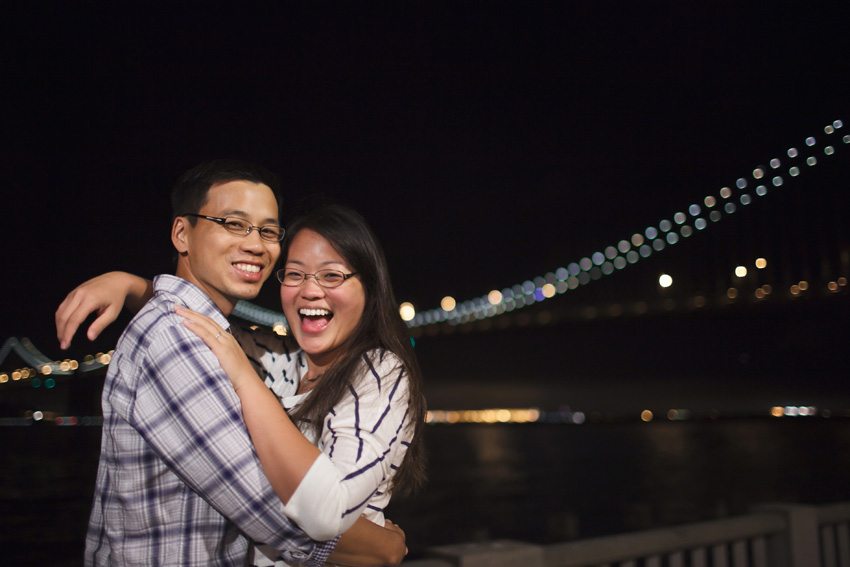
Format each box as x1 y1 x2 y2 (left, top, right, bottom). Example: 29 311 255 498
57 204 426 566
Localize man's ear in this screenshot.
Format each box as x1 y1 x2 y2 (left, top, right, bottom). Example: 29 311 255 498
172 217 190 254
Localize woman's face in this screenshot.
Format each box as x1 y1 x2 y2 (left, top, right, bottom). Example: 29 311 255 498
280 229 366 368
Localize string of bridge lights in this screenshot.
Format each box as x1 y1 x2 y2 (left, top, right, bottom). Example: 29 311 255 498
397 119 847 329
233 120 847 330
0 337 112 387
1 120 846 390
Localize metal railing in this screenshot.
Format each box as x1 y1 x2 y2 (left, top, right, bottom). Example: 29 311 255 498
405 502 850 567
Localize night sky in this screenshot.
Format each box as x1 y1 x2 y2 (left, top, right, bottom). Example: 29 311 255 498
4 3 850 410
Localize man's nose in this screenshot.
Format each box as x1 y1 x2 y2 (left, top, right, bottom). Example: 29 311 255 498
240 230 267 250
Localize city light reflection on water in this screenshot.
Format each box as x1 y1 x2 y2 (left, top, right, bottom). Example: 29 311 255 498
384 417 850 556
1 413 849 564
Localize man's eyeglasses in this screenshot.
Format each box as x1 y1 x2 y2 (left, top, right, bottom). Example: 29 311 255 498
183 214 285 242
276 268 359 288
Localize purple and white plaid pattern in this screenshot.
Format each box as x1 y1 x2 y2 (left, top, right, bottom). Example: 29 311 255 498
85 275 335 567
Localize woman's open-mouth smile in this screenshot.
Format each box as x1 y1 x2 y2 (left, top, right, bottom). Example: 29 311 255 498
299 308 333 333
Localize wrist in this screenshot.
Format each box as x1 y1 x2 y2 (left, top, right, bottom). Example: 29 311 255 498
233 370 264 397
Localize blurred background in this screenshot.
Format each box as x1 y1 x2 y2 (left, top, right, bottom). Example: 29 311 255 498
2 3 849 565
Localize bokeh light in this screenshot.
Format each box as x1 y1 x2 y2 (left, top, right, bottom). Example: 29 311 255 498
399 302 416 321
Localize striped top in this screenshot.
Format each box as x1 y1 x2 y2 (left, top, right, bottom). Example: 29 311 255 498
84 275 335 567
236 327 415 566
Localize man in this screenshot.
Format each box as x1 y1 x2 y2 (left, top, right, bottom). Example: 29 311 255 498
73 161 403 566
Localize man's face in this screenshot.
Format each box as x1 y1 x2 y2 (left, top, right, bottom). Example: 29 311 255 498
173 180 281 315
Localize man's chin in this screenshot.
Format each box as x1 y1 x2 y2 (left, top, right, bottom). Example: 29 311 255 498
229 284 264 302
237 290 262 301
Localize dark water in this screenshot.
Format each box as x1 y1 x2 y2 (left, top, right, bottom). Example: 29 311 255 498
389 418 850 556
2 418 849 565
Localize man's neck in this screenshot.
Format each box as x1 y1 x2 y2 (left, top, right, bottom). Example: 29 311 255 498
173 269 236 317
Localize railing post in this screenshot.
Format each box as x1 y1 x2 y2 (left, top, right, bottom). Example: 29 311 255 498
426 540 544 567
754 504 820 567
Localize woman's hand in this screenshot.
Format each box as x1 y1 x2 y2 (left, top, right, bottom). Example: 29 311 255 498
56 272 153 349
175 305 260 393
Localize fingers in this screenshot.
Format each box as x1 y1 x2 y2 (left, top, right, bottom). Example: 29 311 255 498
86 304 122 342
384 520 406 539
175 305 220 334
56 289 94 350
175 306 228 350
56 295 78 350
56 277 125 349
385 521 408 557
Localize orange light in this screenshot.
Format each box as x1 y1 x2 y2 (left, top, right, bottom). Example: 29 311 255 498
399 302 416 321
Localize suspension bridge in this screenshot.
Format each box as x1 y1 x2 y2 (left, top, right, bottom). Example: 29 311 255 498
1 119 848 417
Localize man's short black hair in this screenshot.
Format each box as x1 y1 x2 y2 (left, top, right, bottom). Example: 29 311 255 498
171 159 282 223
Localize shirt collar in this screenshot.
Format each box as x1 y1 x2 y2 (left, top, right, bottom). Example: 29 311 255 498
153 274 231 332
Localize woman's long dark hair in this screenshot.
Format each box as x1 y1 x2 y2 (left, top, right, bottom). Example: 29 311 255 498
283 204 426 497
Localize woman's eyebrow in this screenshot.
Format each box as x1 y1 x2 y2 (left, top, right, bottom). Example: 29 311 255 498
285 259 348 267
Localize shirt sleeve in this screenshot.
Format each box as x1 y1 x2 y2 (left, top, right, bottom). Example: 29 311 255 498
284 352 413 535
128 317 336 563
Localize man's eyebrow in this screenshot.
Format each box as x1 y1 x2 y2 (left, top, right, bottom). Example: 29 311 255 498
221 209 280 225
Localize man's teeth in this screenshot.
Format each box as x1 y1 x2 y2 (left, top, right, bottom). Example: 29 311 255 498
235 263 261 274
300 308 331 317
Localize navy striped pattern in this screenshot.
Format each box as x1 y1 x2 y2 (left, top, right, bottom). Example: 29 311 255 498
280 349 415 529
233 321 300 394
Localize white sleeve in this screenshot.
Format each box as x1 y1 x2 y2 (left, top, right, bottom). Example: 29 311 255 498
283 453 347 540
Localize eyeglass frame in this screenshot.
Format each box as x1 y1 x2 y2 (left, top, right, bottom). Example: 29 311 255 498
182 213 285 242
276 267 359 288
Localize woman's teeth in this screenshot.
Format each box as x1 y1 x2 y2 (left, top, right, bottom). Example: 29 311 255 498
235 263 261 274
300 308 331 316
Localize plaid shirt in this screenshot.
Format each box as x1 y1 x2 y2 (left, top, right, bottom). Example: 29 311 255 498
85 275 335 567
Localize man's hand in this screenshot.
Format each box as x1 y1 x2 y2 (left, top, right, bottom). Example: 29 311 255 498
329 517 407 566
55 272 153 349
383 520 407 561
